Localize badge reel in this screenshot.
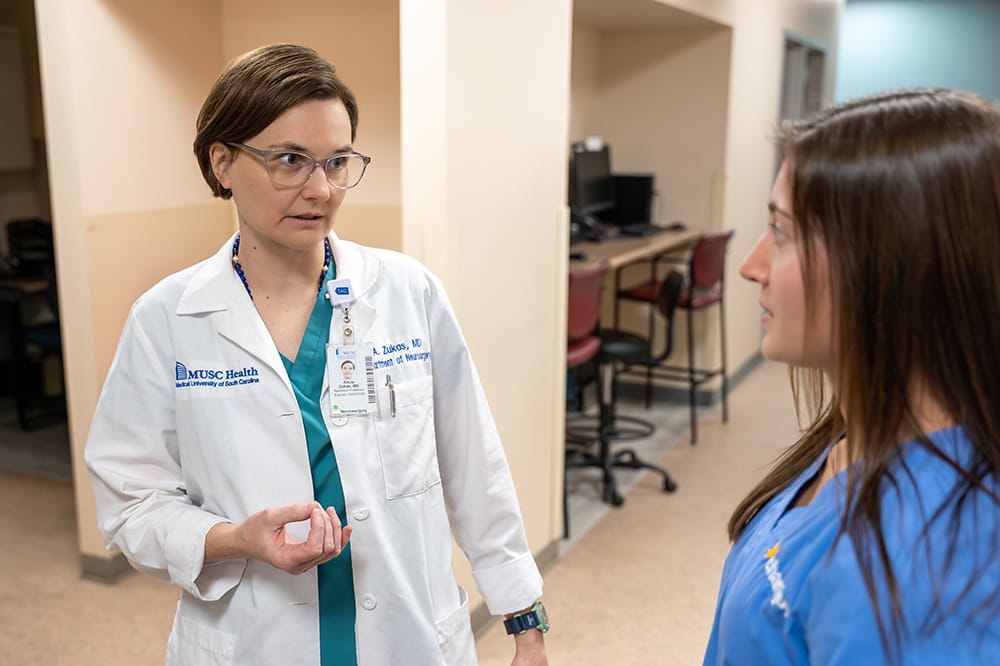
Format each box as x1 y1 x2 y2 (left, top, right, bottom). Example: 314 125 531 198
326 279 376 426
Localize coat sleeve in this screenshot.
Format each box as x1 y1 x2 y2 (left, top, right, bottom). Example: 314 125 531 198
422 271 543 615
85 300 246 600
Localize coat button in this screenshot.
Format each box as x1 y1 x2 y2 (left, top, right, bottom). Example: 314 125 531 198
331 416 349 427
352 506 370 521
360 594 377 610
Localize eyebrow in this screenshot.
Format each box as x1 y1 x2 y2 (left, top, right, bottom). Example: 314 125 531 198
265 141 355 155
767 202 795 221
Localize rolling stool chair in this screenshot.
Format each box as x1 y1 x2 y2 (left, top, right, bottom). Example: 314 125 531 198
615 230 734 444
566 270 685 509
564 262 610 537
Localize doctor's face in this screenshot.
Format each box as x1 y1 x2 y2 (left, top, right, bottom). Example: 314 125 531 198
211 98 354 252
740 161 835 375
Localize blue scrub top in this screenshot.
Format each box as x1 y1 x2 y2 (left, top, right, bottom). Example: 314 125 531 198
703 426 1000 665
280 259 358 666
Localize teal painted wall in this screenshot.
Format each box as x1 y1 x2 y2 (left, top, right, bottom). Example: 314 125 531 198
836 0 1000 102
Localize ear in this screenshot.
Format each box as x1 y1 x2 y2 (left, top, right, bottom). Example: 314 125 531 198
209 142 235 191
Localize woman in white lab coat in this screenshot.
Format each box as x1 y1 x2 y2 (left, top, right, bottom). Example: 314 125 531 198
85 43 548 666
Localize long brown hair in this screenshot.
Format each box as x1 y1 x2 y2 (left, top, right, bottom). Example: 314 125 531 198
729 88 1000 654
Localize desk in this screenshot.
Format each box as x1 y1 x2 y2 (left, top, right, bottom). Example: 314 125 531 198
569 227 701 271
0 276 47 294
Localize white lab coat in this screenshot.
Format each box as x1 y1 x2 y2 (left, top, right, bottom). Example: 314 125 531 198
86 233 542 665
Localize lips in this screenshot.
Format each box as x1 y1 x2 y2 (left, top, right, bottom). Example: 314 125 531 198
759 302 774 322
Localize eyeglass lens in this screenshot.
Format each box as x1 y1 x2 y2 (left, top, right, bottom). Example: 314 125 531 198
266 152 367 189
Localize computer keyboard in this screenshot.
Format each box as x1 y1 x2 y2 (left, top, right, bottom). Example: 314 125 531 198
617 221 687 237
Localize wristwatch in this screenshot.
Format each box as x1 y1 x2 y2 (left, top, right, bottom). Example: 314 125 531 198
503 601 549 635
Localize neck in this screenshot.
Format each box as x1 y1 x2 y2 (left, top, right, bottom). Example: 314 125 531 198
231 232 331 301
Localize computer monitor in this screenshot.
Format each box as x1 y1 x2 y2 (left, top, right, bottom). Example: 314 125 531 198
569 144 615 217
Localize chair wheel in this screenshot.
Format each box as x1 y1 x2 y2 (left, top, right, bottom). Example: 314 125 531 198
663 478 678 493
604 487 625 506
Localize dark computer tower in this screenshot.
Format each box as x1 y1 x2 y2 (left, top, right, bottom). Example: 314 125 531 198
607 174 654 224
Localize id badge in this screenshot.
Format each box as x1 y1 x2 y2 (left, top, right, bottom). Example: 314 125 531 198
328 344 376 416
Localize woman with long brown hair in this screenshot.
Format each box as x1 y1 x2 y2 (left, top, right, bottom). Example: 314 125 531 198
704 88 1000 664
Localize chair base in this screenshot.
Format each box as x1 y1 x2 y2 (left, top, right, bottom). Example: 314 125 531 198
565 413 654 444
566 445 679 508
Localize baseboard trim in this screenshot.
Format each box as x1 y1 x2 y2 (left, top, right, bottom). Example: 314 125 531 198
471 538 560 637
81 551 134 583
618 351 765 407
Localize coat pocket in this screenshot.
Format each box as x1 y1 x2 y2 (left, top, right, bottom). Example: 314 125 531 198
373 374 442 499
436 586 477 665
166 612 235 666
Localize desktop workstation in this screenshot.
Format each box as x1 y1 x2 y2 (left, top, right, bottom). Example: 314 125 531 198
564 141 702 518
566 139 699 272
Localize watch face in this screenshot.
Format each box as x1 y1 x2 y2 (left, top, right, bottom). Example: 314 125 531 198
535 602 550 631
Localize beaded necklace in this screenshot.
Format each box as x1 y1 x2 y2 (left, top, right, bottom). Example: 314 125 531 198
231 234 331 301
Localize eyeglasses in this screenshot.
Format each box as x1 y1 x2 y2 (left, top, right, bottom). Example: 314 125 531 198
225 142 371 189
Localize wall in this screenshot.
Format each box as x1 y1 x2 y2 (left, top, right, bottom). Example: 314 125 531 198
400 0 573 612
569 18 732 372
35 0 235 569
837 0 1000 102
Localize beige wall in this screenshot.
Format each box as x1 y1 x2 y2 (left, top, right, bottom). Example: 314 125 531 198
35 0 233 562
707 0 842 380
570 17 733 368
400 0 573 609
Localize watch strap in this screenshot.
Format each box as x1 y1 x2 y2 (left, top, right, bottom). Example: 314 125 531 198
503 610 541 634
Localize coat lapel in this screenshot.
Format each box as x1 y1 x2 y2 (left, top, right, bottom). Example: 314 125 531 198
175 234 291 391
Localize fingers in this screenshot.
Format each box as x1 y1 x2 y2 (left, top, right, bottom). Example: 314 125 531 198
265 501 320 527
288 504 351 574
244 502 353 575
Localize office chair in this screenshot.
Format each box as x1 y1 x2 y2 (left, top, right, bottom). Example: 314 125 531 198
564 262 609 537
6 218 55 278
615 230 734 444
3 272 64 429
566 270 684 511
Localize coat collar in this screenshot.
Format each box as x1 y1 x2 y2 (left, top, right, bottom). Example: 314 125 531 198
174 231 382 369
175 231 382 316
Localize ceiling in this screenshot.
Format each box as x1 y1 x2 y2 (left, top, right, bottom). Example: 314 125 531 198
573 0 724 29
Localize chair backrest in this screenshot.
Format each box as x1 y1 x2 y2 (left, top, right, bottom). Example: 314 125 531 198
567 262 610 341
651 270 685 362
6 218 54 278
689 230 735 289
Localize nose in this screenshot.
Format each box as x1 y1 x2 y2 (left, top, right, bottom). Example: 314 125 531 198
739 231 770 285
300 163 332 201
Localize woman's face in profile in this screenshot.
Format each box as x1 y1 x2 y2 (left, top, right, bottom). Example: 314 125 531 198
740 161 834 375
213 97 354 252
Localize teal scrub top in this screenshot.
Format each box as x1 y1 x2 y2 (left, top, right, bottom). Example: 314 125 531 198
280 259 358 666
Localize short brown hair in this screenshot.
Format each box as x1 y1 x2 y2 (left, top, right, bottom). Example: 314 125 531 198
193 43 359 199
